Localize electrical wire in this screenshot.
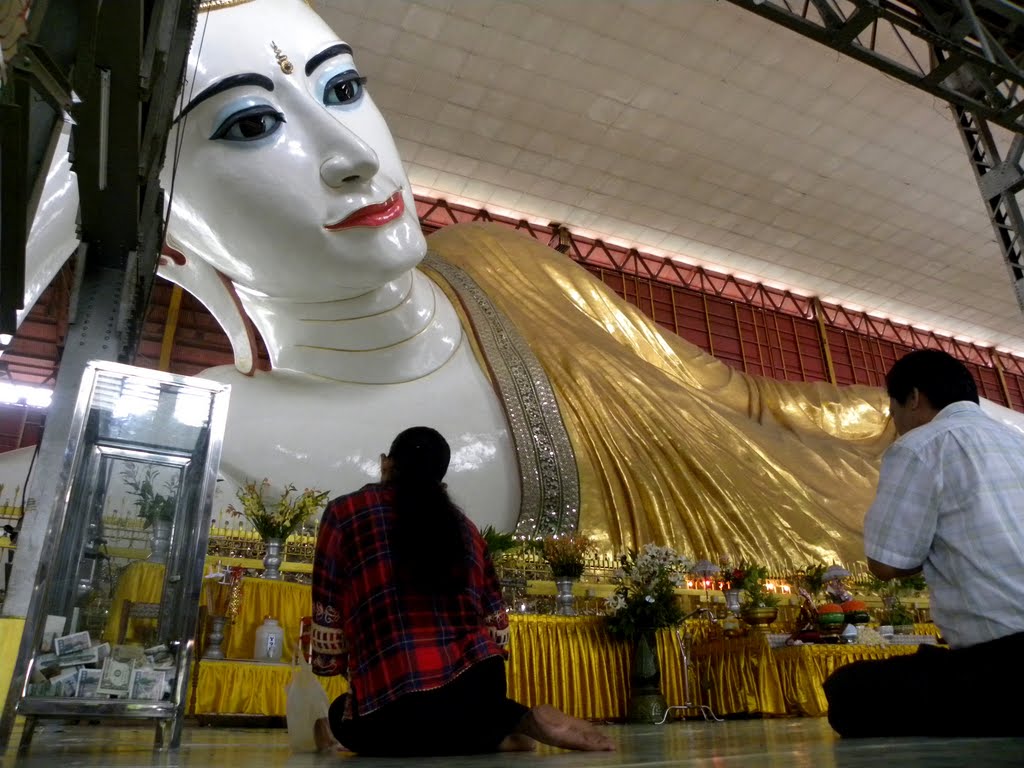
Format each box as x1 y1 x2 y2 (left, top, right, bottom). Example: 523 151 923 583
162 8 210 240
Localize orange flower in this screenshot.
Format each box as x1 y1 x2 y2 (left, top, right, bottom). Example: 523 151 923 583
817 603 844 614
842 600 868 612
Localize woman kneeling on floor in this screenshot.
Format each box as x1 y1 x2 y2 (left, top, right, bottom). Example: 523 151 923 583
311 426 614 755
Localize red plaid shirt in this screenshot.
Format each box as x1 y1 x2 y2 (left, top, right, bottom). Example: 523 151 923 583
311 484 510 716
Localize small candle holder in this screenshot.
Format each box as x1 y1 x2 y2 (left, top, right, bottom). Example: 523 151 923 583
204 616 227 660
202 564 244 659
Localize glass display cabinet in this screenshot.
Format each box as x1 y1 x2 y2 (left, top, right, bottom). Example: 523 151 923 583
0 362 229 750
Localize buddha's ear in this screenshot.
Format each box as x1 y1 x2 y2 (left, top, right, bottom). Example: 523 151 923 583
158 234 258 376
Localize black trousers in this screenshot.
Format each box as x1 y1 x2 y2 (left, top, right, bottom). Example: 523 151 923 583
823 631 1024 738
328 657 530 756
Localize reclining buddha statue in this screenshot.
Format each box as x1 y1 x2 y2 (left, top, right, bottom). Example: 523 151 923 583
23 0 1016 571
147 0 896 569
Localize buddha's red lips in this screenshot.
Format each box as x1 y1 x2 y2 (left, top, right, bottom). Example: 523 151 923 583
325 192 405 231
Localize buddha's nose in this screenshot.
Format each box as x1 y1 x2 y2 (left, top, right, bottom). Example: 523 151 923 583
320 138 379 187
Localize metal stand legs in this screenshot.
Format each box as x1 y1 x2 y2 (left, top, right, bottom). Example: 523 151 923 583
657 622 723 724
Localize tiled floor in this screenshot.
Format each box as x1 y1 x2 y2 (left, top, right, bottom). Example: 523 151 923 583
2 718 1023 767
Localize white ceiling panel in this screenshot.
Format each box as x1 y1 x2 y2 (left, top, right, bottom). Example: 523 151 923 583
315 0 1023 352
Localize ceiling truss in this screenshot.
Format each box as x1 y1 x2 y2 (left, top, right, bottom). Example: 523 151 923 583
727 0 1024 316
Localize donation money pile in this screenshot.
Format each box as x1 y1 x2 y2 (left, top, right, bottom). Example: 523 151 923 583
28 629 174 701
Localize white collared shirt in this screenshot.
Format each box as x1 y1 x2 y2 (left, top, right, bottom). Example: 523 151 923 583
864 401 1024 648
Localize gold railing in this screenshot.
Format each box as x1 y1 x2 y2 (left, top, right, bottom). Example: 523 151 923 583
0 516 932 622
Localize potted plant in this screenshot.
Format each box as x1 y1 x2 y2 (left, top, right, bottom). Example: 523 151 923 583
882 599 918 633
540 535 592 616
604 544 690 723
481 525 518 562
863 573 926 633
792 563 828 602
121 464 177 528
735 562 780 628
227 479 329 579
482 525 524 608
540 535 591 579
121 464 178 564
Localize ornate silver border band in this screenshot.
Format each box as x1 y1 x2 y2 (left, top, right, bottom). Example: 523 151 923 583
424 253 580 538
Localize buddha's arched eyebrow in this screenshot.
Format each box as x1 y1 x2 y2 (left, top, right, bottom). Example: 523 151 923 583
305 43 353 77
174 73 275 124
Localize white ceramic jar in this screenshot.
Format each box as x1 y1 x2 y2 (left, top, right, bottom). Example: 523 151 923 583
253 616 285 662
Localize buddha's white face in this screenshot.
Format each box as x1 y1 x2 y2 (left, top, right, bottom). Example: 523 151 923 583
163 0 426 300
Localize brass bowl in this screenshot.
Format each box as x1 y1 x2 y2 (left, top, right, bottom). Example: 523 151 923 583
741 606 778 629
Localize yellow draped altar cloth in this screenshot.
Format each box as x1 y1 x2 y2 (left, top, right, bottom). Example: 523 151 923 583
503 615 700 721
107 563 938 719
104 561 313 661
188 617 683 720
691 634 788 717
429 224 894 569
773 644 921 717
192 660 348 716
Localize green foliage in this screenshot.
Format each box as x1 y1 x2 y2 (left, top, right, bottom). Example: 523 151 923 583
731 562 780 608
481 525 518 560
861 573 927 599
226 478 329 540
860 574 925 627
881 600 917 627
121 464 177 529
792 563 828 599
605 545 689 641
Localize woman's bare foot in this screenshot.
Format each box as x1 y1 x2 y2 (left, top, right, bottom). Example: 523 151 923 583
497 733 537 752
313 717 343 753
515 705 615 751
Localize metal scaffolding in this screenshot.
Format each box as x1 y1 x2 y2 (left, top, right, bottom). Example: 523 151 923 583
727 0 1024 316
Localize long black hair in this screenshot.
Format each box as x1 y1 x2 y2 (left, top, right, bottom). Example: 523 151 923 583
387 426 470 592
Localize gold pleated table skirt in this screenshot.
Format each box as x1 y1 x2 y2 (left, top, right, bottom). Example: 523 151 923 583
106 562 932 719
773 643 920 717
191 660 349 716
104 561 315 661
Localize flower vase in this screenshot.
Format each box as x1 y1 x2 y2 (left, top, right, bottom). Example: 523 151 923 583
554 578 577 616
627 631 667 723
723 588 743 616
148 519 172 564
262 537 284 580
203 615 227 660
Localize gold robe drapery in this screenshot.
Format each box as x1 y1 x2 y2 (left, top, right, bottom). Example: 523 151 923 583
428 223 892 571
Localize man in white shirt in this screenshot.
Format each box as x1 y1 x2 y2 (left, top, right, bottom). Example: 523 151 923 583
824 349 1024 737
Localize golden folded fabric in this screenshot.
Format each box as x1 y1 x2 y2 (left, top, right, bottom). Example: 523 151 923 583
192 660 348 716
506 615 630 720
428 223 894 570
773 643 918 716
108 564 929 721
692 634 788 716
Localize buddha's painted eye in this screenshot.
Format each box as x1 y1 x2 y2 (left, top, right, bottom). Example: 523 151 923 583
211 105 285 142
323 70 367 106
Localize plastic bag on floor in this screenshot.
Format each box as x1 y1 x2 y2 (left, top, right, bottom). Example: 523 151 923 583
285 660 331 752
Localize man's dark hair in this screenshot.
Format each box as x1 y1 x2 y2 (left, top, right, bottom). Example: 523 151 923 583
885 349 979 409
